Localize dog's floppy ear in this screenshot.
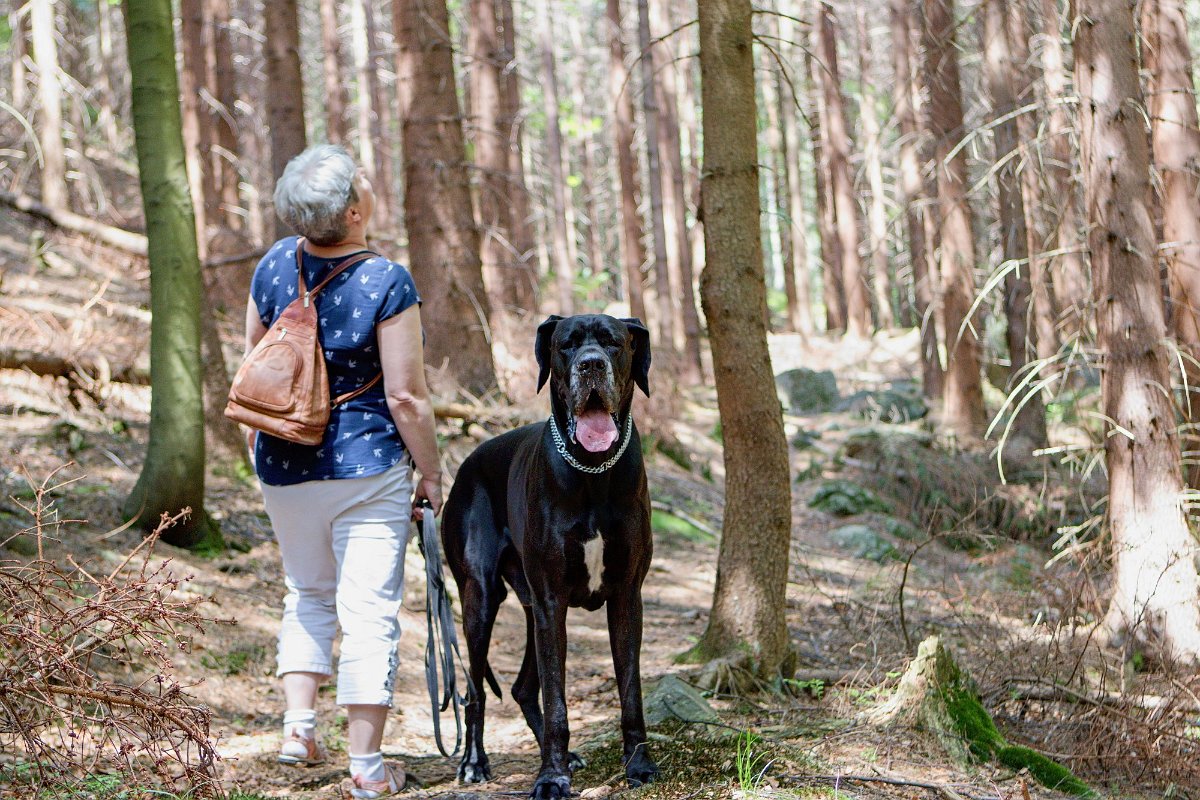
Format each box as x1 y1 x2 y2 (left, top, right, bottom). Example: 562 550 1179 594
621 318 652 396
535 315 564 392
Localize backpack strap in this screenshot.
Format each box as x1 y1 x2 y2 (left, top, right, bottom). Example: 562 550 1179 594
332 372 383 406
295 237 379 307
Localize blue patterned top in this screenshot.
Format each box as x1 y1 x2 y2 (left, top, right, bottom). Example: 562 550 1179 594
250 236 420 486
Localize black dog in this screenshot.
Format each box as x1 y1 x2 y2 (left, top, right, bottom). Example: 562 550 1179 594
441 314 660 799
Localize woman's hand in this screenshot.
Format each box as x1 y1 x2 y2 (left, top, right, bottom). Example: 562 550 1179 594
413 473 443 521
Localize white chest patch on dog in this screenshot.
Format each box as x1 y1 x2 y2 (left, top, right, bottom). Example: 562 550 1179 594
583 533 605 593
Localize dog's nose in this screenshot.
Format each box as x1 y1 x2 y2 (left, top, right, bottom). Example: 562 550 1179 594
575 353 607 375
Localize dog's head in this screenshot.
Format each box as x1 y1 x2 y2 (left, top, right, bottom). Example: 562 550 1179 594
535 314 651 453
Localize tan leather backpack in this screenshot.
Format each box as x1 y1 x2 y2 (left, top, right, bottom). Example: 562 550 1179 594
224 241 382 446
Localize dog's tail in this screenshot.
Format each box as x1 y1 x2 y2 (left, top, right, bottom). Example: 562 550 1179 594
485 664 502 699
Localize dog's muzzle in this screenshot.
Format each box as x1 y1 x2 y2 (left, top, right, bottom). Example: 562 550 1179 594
567 350 621 453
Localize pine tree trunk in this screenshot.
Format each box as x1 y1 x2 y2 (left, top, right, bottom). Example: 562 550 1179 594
806 47 845 333
263 0 307 240
11 2 27 112
890 0 941 399
568 12 606 283
93 0 120 149
537 0 577 316
31 0 66 210
984 0 1047 449
693 0 793 682
179 0 210 256
921 0 985 438
636 0 676 349
651 0 702 380
208 0 242 233
121 0 220 550
768 8 812 335
319 0 348 145
499 0 539 313
816 1 869 339
1144 0 1200 492
350 0 384 224
394 0 497 395
1073 0 1200 662
606 0 648 322
856 6 894 330
1041 0 1088 338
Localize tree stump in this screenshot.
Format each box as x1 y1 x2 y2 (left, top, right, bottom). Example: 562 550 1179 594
868 636 1093 796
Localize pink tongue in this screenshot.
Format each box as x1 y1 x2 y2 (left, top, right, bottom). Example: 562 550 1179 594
576 410 619 452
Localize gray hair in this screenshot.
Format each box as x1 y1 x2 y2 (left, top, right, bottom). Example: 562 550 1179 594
273 144 360 246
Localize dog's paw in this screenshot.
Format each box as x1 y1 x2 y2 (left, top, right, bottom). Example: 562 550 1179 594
457 757 492 784
624 752 660 788
567 751 586 773
529 772 571 799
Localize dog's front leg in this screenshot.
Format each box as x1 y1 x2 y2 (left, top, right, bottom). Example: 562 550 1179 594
529 595 572 799
606 589 660 786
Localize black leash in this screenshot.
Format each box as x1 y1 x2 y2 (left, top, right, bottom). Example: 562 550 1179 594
414 499 468 757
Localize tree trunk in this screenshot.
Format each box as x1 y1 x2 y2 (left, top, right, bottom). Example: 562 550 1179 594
350 0 383 225
605 0 648 322
651 0 703 381
770 8 812 335
93 0 120 149
806 47 845 333
121 0 220 550
984 0 1047 449
1041 0 1088 338
1143 0 1200 491
816 1 869 339
179 0 210 257
568 11 606 284
208 0 242 233
31 0 66 210
11 2 27 112
636 0 676 349
856 5 894 330
499 0 539 313
890 0 941 399
693 0 794 682
537 0 576 317
319 0 348 145
263 0 307 240
394 0 497 395
921 0 985 438
1073 0 1200 662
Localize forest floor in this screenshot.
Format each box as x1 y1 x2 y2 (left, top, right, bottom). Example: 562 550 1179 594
3 221 1200 800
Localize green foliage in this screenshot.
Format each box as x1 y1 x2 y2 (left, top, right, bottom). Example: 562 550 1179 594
783 677 825 700
0 16 11 48
809 480 891 516
200 644 264 676
997 746 1094 796
652 509 715 543
735 731 770 793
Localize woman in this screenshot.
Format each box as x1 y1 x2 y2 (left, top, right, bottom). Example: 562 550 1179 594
243 144 441 799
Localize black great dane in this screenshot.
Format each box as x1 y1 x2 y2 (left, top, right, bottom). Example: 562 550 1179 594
441 314 660 799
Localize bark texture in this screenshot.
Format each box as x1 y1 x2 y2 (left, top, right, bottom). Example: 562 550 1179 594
319 0 348 144
1144 0 1200 490
694 0 794 680
1073 0 1200 662
856 5 894 330
31 0 66 210
395 0 497 395
121 0 219 549
538 0 577 317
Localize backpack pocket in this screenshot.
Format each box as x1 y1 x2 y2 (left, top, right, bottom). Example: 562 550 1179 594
231 339 307 412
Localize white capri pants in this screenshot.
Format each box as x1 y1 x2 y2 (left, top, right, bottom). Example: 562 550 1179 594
259 460 413 706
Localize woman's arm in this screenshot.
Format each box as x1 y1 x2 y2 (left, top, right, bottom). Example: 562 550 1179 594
244 295 268 354
377 305 443 516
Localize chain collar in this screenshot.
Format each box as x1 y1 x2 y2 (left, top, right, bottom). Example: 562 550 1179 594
548 412 634 474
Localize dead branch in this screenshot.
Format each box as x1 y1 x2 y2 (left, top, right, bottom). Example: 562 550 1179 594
1 190 149 255
434 401 540 426
0 346 148 384
788 773 992 800
997 676 1200 714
